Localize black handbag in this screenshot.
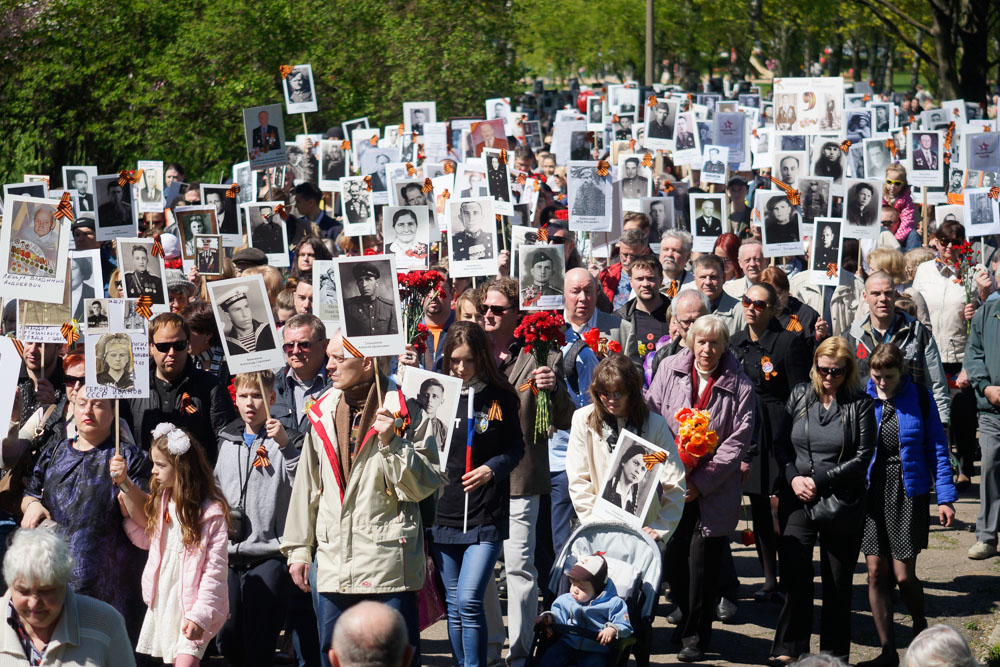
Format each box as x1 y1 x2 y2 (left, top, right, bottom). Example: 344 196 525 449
801 403 866 526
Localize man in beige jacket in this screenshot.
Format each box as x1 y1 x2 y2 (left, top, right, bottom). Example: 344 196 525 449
281 331 446 667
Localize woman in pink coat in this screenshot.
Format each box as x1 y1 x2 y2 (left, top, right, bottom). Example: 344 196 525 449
112 423 229 666
645 314 755 663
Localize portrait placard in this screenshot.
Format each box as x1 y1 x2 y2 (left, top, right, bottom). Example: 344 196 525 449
967 133 1000 173
809 137 846 193
862 138 893 180
232 162 255 205
700 145 729 185
17 295 71 344
61 166 97 214
243 103 288 170
522 120 543 151
470 119 508 158
332 254 405 357
397 366 463 470
240 201 290 267
908 131 944 187
173 205 219 262
689 193 728 252
618 155 652 209
383 206 430 270
592 430 668 529
757 190 803 257
0 195 71 304
3 183 47 211
200 184 241 245
318 140 350 192
70 249 102 323
482 148 514 216
843 178 882 239
964 188 1000 236
673 111 702 165
446 197 499 278
641 197 674 251
136 161 164 213
84 297 110 333
868 102 893 137
774 150 808 188
0 338 21 428
193 235 223 276
485 97 512 132
338 178 376 236
810 218 844 287
403 102 437 136
586 96 604 131
314 260 341 332
93 174 136 241
567 161 612 232
116 237 169 310
772 77 844 134
518 245 565 311
935 204 964 229
207 275 283 374
283 64 318 114
644 100 677 151
713 112 747 166
552 120 586 165
84 330 149 400
797 176 833 235
342 117 370 144
456 160 488 199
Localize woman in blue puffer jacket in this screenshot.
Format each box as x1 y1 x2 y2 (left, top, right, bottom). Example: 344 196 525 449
859 343 957 667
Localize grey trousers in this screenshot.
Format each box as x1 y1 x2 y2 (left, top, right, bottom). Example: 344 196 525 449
976 413 1000 544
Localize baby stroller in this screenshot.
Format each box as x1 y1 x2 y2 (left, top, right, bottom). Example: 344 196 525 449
526 522 663 667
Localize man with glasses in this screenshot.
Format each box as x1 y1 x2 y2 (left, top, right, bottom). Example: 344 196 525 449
272 314 331 433
122 312 236 458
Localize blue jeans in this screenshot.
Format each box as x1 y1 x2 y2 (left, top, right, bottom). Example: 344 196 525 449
550 471 577 558
902 229 922 251
311 564 421 667
431 540 503 667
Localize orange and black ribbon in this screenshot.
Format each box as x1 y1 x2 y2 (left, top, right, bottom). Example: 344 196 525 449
642 451 667 470
518 378 539 395
989 186 1000 201
369 134 378 146
9 338 24 358
826 263 839 278
647 95 657 108
596 160 610 177
151 236 164 258
118 169 142 187
537 224 549 243
840 140 851 153
662 182 674 194
884 138 897 159
362 176 372 192
441 189 451 200
60 322 79 345
769 176 801 206
274 204 289 220
180 392 198 415
943 152 951 166
532 177 541 192
226 184 241 199
496 214 503 224
760 355 778 380
279 65 293 79
443 162 455 174
944 122 956 150
342 337 364 359
862 93 871 103
135 295 153 319
252 444 271 469
487 400 503 421
55 192 74 222
785 314 803 333
612 114 620 124
406 162 417 177
398 123 405 135
341 140 351 151
642 153 653 168
515 172 526 185
422 178 433 193
628 138 636 151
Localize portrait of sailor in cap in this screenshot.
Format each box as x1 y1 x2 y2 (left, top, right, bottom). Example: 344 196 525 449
218 284 276 354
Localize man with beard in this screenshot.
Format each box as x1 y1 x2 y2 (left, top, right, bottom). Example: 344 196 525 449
219 285 276 354
343 262 398 337
659 230 694 297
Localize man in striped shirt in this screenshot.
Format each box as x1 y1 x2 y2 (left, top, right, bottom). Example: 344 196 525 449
219 286 276 355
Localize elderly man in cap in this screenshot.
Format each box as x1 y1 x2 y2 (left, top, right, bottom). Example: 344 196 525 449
219 285 276 354
232 247 268 275
196 237 219 274
166 269 197 314
343 262 398 337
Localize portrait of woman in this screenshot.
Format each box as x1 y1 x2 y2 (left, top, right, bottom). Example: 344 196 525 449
96 333 135 391
599 440 659 518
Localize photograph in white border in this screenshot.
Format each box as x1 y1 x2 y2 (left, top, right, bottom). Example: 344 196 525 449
586 97 604 132
339 177 376 236
673 112 702 165
518 245 565 311
244 103 288 170
809 137 846 192
17 297 71 344
0 195 71 304
964 188 1000 236
447 197 499 278
797 176 833 235
194 235 223 276
700 145 729 185
314 260 340 332
84 298 110 333
592 430 668 529
93 174 136 241
618 155 652 209
397 366 464 471
967 133 1000 173
84 331 150 400
61 166 97 214
70 249 102 323
173 205 219 262
810 218 844 287
567 161 612 232
908 131 944 187
116 237 169 309
843 178 882 239
641 197 674 251
689 193 728 252
208 275 283 373
403 102 437 136
773 77 844 134
644 100 676 151
136 160 165 213
318 140 350 192
482 148 514 216
232 161 255 205
774 151 807 188
935 204 964 230
201 184 241 244
862 138 893 180
383 206 430 270
241 202 291 267
332 254 405 357
758 190 803 257
283 64 318 115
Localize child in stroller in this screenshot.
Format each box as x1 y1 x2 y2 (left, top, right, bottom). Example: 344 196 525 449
534 554 633 666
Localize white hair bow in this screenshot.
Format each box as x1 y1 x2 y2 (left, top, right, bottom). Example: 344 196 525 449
151 422 192 456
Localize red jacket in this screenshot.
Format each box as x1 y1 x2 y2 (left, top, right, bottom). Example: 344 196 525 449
598 262 624 305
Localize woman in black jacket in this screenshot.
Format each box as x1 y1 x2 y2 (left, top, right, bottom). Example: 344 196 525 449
730 283 811 601
431 321 525 667
769 336 876 666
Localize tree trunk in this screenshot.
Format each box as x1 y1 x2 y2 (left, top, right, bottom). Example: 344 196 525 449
883 45 894 93
910 31 921 91
927 1 961 99
851 32 862 80
867 32 879 85
956 0 990 103
830 33 843 77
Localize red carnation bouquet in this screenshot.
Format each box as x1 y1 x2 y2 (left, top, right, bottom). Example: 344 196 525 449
936 241 987 333
673 407 719 469
398 270 446 355
513 310 567 438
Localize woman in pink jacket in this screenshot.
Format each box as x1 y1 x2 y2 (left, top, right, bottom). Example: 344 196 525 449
882 163 919 250
111 423 230 666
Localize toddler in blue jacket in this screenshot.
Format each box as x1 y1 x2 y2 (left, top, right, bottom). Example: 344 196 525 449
535 554 633 666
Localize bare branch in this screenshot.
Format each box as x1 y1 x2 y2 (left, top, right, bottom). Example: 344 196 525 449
851 0 936 66
848 0 933 36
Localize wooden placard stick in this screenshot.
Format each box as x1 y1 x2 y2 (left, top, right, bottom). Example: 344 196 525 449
257 373 271 418
921 187 929 247
301 112 309 135
115 400 121 457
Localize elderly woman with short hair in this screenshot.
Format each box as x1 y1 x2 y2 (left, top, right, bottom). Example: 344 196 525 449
645 314 755 663
904 625 978 667
0 527 135 665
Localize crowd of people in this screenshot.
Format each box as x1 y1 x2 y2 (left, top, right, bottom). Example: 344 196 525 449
2 78 999 667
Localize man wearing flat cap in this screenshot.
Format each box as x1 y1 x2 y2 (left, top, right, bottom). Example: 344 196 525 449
520 248 563 307
219 285 276 354
343 262 398 337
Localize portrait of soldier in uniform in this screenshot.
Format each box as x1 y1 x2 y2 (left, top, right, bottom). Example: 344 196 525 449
121 242 165 304
451 201 495 262
342 261 399 337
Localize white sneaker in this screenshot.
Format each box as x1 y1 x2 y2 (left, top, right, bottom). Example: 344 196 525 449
968 541 997 560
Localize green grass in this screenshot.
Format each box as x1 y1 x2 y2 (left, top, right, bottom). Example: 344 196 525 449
985 643 1000 667
967 620 980 631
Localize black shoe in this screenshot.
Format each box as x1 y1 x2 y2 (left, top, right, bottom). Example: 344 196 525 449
716 597 738 623
678 647 706 662
856 651 899 667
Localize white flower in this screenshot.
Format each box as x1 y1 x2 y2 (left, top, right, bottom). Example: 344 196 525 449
166 430 191 456
151 423 175 439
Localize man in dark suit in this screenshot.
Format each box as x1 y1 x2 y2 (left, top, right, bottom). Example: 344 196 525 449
98 180 131 227
252 109 280 153
343 262 398 336
912 134 939 170
695 200 723 236
124 245 164 303
70 170 94 212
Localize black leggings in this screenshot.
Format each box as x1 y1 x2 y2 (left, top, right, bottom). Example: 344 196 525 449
944 362 978 477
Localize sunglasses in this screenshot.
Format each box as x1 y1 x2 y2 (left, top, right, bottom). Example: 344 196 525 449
885 179 904 186
65 374 85 386
548 236 568 245
599 391 624 400
816 366 847 378
477 304 510 316
940 239 963 247
282 341 314 353
741 295 769 310
153 340 188 353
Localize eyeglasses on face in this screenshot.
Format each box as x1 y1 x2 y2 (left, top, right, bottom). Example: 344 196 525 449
477 304 510 316
153 340 188 353
816 365 847 378
282 341 314 353
741 295 769 310
65 375 85 386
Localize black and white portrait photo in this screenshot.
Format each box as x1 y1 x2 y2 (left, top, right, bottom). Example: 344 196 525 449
123 300 145 332
232 161 255 205
586 96 604 129
393 179 434 215
283 64 318 114
810 140 845 186
360 147 400 194
383 206 430 270
644 101 676 150
93 174 135 240
569 131 594 161
948 168 966 194
194 235 222 276
566 162 612 232
95 333 134 390
846 110 873 144
117 238 168 306
844 179 882 238
780 135 807 151
62 166 97 213
201 184 240 240
619 155 652 203
518 245 565 311
0 196 70 304
774 151 807 187
593 432 666 527
241 202 290 266
243 103 288 170
612 114 635 141
641 197 674 247
173 206 218 261
689 194 728 252
318 140 350 191
314 260 340 327
863 138 893 180
207 276 282 372
399 367 463 465
403 102 436 136
921 109 948 131
700 145 729 185
340 178 376 235
798 177 832 228
457 164 488 199
341 117 370 144
483 148 514 216
760 191 803 256
811 218 843 286
285 142 318 187
331 255 405 356
83 327 149 400
136 160 164 213
610 86 639 115
870 103 892 135
85 298 110 332
964 188 1000 234
70 249 102 324
673 112 701 161
774 93 797 131
446 197 499 278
